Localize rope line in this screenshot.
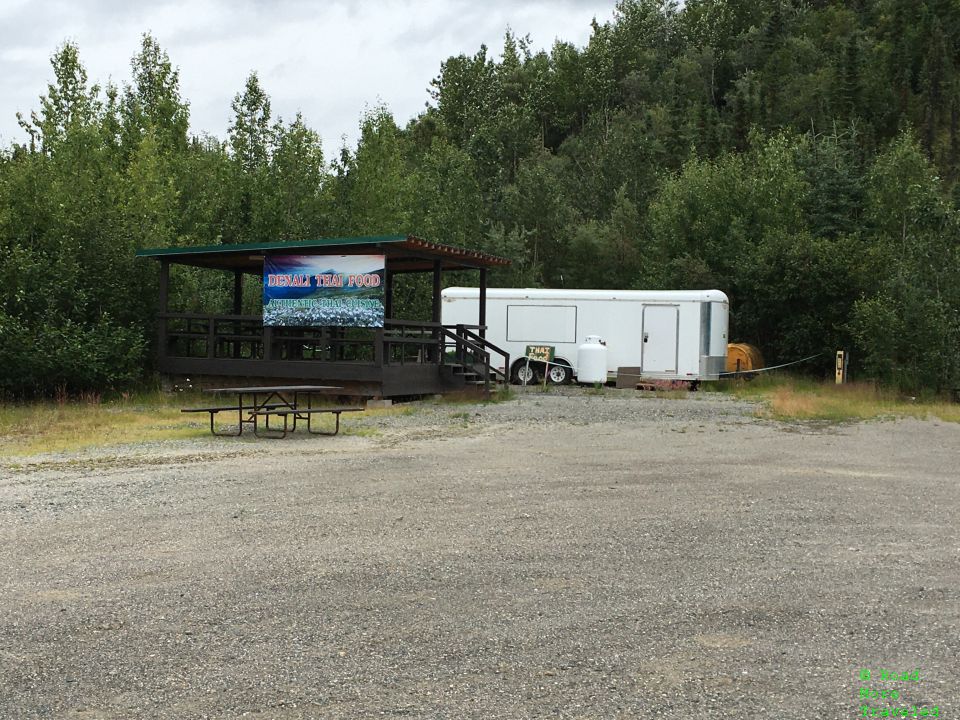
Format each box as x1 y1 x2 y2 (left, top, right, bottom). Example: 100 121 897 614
718 352 823 376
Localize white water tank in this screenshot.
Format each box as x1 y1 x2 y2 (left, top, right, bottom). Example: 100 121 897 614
577 335 608 384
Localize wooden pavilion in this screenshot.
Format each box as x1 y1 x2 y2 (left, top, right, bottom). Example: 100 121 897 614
136 235 511 398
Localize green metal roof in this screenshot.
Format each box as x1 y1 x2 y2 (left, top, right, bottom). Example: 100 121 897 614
135 234 511 272
135 234 409 258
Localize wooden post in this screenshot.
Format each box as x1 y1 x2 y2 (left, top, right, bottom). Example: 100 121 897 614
232 270 243 314
431 260 442 362
835 350 847 384
263 326 273 361
478 268 487 339
158 259 170 363
232 270 243 358
206 314 215 359
374 327 385 367
384 270 393 322
431 260 442 323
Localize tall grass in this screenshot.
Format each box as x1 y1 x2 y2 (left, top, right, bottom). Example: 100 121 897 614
0 390 210 457
710 374 960 423
0 391 411 457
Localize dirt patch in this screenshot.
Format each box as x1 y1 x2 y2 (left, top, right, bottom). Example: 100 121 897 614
1 392 957 718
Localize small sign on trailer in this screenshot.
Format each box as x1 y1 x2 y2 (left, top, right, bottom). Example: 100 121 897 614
525 345 555 363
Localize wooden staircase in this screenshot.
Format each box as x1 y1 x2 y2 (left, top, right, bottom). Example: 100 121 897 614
441 362 502 393
440 325 510 396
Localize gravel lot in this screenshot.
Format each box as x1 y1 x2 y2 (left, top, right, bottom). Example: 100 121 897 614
1 388 958 718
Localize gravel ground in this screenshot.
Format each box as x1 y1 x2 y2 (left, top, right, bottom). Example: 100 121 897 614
1 388 958 718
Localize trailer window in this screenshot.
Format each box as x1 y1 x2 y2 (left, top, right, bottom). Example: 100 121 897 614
506 305 577 343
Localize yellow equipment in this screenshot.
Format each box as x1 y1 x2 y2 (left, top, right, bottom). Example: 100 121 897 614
726 343 764 374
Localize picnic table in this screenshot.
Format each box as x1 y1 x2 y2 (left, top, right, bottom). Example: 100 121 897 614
181 385 363 438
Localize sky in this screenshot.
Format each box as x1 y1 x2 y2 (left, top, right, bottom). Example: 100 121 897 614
0 0 618 152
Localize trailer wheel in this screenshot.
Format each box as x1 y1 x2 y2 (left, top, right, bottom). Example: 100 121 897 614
511 360 538 385
546 360 573 385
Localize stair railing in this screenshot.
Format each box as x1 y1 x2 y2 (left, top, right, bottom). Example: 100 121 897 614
440 325 510 392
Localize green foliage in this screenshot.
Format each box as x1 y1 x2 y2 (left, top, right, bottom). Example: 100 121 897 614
0 314 145 395
3 3 960 395
338 105 413 235
229 72 273 174
565 186 644 288
850 131 960 391
121 34 190 155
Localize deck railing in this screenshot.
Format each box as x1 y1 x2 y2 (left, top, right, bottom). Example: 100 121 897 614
160 313 470 367
441 324 510 391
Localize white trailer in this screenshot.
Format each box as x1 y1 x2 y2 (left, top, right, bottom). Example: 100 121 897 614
441 287 729 385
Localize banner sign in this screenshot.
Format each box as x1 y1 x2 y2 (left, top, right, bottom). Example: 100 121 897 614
263 254 385 327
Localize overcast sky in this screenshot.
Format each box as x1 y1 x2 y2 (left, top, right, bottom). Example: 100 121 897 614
0 0 617 151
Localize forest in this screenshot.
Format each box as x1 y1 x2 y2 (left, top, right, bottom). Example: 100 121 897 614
1 0 959 397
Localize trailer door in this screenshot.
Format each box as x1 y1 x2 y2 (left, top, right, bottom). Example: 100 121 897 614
641 305 679 373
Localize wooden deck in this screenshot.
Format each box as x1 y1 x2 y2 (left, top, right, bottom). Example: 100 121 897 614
158 313 509 398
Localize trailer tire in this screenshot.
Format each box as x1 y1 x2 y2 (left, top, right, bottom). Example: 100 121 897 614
546 360 573 385
511 360 538 386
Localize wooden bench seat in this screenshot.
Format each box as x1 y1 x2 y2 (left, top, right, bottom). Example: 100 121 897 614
252 406 364 437
181 402 288 436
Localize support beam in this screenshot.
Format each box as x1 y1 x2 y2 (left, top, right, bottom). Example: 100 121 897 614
158 259 170 360
263 326 274 361
232 270 243 358
159 259 170 311
431 260 442 324
478 268 487 339
432 260 442 363
384 270 393 321
232 271 243 314
374 328 385 367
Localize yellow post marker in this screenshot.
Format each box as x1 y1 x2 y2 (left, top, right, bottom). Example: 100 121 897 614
835 350 847 384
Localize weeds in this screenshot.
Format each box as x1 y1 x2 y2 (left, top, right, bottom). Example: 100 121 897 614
713 375 960 423
0 393 209 457
0 392 415 457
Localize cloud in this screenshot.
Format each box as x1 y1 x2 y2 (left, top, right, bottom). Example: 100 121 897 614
0 0 615 149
